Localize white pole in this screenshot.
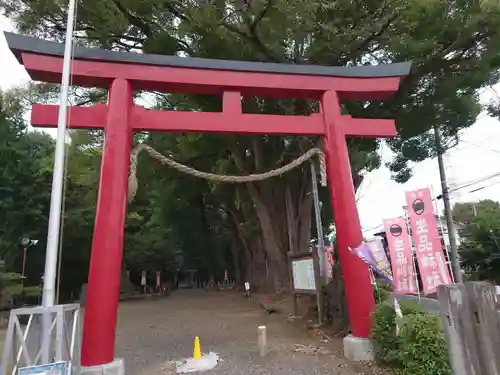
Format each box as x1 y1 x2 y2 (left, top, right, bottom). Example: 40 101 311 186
41 0 77 363
42 0 77 308
257 326 267 356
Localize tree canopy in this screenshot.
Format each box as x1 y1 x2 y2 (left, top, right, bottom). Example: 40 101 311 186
0 91 53 280
458 200 500 283
2 0 500 292
453 199 500 224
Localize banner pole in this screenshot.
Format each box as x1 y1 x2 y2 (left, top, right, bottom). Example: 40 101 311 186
429 184 455 282
403 207 422 301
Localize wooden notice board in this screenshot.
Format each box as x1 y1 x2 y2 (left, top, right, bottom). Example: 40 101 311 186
288 249 323 323
289 251 320 296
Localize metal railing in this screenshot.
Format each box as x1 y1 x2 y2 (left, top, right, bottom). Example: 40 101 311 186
0 304 81 375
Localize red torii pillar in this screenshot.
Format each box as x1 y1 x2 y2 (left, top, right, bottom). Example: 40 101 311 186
5 32 410 370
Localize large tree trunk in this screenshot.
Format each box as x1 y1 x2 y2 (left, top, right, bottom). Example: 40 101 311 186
246 183 290 290
228 229 242 285
198 193 219 273
226 198 269 290
228 134 316 293
225 205 247 286
286 177 314 256
242 172 313 292
326 262 349 333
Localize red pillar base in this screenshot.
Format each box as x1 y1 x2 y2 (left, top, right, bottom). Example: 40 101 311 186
321 90 375 338
343 335 375 361
81 358 125 375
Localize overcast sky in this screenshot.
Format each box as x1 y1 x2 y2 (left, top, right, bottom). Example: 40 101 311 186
2 16 500 237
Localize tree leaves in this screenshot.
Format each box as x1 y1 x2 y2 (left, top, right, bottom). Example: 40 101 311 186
3 0 500 289
0 92 53 266
3 0 499 182
458 200 500 283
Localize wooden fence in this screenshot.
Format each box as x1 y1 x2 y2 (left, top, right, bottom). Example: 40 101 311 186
437 282 500 375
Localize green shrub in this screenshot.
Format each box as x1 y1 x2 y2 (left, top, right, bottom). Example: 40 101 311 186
371 300 451 375
371 302 404 368
1 272 23 283
4 283 41 298
371 300 419 368
372 282 393 303
398 312 451 375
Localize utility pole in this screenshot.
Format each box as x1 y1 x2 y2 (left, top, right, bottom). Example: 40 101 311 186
434 126 463 283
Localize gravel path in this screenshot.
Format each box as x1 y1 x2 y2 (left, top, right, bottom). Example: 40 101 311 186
114 290 377 375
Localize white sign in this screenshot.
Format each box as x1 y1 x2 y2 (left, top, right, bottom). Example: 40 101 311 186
292 258 316 291
19 362 67 375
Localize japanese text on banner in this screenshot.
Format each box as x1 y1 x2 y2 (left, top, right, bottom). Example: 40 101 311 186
383 217 418 294
405 188 452 294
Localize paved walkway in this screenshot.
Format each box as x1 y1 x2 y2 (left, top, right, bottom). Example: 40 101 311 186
396 294 440 313
114 290 378 375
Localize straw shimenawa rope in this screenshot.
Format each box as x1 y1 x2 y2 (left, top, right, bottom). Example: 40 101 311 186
128 144 327 202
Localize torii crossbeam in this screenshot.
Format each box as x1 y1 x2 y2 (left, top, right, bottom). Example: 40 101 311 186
5 32 411 371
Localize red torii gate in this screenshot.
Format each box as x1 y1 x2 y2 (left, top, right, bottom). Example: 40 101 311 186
5 32 410 370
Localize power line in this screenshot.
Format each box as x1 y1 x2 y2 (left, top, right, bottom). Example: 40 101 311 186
459 139 500 155
448 171 500 194
362 173 500 233
469 179 500 193
362 223 384 234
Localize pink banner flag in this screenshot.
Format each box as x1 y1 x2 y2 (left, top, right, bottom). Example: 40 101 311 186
383 217 418 294
405 188 452 294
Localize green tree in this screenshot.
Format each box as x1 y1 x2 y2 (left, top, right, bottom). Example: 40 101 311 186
3 0 500 289
126 132 234 285
0 90 54 281
0 88 110 300
55 130 102 300
453 199 500 224
459 200 500 283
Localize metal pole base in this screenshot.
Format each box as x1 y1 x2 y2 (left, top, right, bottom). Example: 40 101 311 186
0 304 81 375
81 358 124 375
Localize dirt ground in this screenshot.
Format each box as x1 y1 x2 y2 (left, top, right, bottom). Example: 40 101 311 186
114 289 384 375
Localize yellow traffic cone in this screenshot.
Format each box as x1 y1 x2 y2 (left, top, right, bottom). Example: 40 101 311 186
193 336 202 359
